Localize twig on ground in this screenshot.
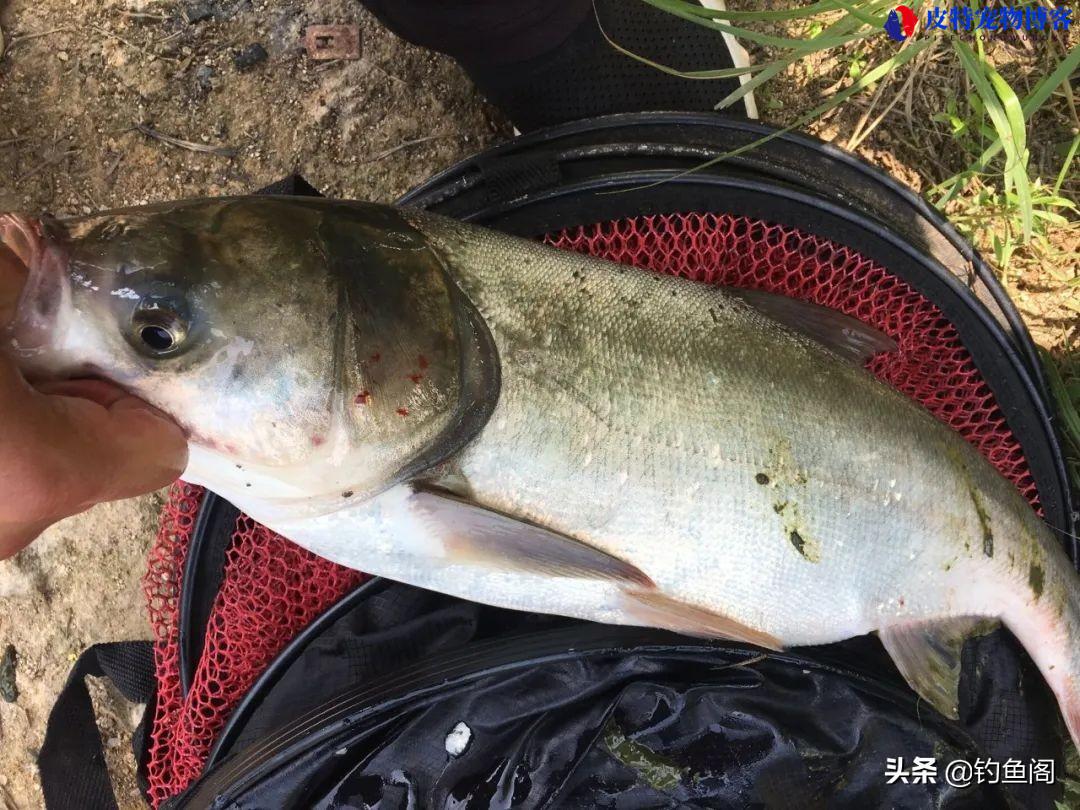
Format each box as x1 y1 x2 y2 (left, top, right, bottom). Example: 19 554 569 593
361 134 446 163
89 24 178 62
156 30 185 46
135 124 238 157
3 26 73 62
121 10 171 21
104 152 124 180
15 148 80 184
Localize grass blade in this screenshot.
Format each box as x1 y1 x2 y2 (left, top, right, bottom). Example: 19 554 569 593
933 41 1080 203
621 37 933 189
952 39 1032 240
640 0 881 51
1041 349 1080 459
1053 134 1080 198
636 0 864 22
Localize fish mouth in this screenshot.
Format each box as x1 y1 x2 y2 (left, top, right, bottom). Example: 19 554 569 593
0 213 69 356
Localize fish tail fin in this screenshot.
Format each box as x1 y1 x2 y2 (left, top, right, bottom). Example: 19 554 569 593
1000 553 1080 748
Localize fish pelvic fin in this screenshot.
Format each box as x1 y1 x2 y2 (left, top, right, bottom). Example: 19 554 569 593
619 589 783 650
410 488 654 587
729 288 896 364
878 617 996 719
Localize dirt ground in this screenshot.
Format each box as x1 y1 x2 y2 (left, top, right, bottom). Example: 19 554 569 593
0 1 1075 808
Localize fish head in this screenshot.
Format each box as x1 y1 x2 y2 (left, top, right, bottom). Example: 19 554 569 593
0 198 499 499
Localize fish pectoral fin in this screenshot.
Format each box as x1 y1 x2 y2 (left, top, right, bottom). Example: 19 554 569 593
619 589 783 650
729 288 896 363
409 488 655 586
878 616 997 719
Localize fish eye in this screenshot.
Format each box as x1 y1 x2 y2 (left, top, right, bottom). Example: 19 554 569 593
140 324 176 352
129 296 192 358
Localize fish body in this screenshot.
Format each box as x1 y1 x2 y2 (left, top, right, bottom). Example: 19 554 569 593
3 196 1079 744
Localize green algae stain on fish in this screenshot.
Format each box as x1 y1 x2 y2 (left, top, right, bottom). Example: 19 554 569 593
773 500 821 563
762 441 820 563
789 529 817 562
968 487 994 558
945 444 995 560
1030 563 1045 600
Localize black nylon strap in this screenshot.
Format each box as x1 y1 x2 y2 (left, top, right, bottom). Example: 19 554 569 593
39 641 156 810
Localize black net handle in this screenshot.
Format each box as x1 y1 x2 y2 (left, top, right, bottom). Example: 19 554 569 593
38 641 156 810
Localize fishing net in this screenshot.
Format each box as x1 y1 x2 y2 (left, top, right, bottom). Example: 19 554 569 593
142 485 365 807
140 213 1041 807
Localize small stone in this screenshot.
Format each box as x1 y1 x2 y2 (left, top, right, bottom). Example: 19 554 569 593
0 645 17 703
184 1 214 23
57 51 69 62
233 43 268 71
195 64 215 91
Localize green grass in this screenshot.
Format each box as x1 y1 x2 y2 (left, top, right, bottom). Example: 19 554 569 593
628 0 1079 265
1043 348 1080 494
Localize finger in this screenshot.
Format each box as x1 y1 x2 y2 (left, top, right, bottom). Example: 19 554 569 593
35 378 134 407
48 391 190 506
0 354 188 514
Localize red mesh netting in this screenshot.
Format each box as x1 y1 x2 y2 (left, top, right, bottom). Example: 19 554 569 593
142 484 364 808
142 212 1040 807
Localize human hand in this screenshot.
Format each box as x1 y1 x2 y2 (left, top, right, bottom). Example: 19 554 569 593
0 241 188 559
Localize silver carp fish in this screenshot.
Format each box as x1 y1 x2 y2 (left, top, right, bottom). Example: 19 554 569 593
3 196 1079 745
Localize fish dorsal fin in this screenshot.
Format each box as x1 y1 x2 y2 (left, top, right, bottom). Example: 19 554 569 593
729 288 897 364
878 617 998 719
410 488 655 587
619 589 783 650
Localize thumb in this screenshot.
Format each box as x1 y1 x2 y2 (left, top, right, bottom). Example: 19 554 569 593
0 354 189 516
61 388 190 506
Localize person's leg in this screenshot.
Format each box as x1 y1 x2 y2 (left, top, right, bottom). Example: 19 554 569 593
358 0 754 131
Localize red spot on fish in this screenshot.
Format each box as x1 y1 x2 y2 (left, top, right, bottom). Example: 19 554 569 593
396 407 409 417
370 352 382 363
408 373 424 384
418 354 429 370
311 435 326 446
354 390 371 405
